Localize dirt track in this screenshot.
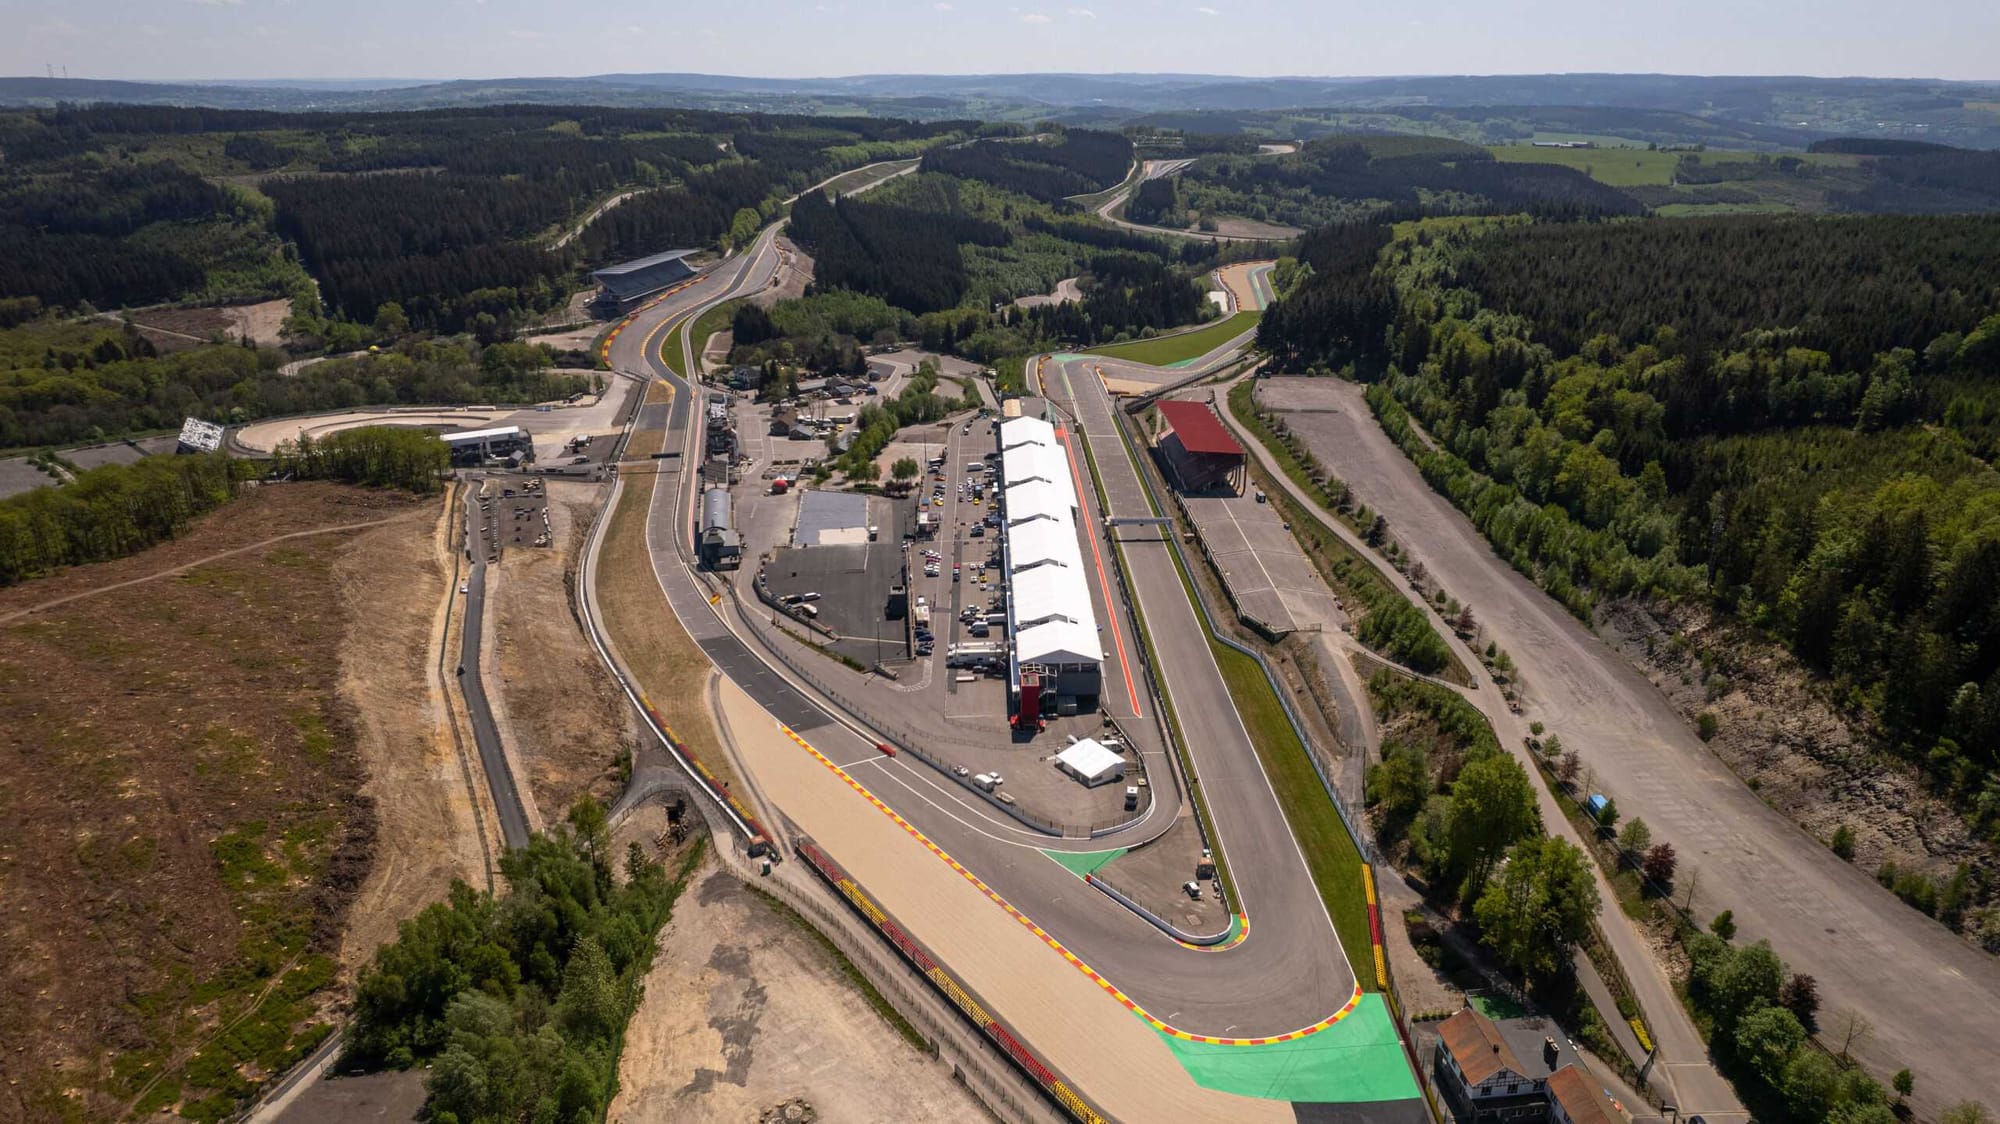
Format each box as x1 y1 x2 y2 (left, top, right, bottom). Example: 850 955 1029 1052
1258 377 2000 1118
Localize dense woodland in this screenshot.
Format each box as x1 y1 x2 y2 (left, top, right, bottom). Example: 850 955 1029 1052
0 320 590 450
1149 135 1641 230
919 129 1133 203
0 104 968 332
1260 213 2000 934
344 805 694 1124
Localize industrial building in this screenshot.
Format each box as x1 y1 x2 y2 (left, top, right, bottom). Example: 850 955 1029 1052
443 425 535 466
1155 399 1246 494
698 486 742 569
705 392 736 458
997 416 1102 721
588 249 698 313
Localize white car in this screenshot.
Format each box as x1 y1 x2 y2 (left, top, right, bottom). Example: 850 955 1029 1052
459 581 469 594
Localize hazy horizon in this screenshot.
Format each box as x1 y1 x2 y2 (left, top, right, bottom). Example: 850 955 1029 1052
11 0 1998 85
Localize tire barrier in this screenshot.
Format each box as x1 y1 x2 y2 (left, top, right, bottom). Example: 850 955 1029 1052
793 838 1114 1124
1082 871 1240 948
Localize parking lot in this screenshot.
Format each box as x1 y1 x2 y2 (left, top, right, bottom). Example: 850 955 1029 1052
1181 490 1345 637
469 477 552 561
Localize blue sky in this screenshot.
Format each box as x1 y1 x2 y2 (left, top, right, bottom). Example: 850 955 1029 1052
8 0 1996 82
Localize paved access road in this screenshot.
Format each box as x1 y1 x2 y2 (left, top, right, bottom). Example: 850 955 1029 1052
1252 377 2000 1119
456 481 532 849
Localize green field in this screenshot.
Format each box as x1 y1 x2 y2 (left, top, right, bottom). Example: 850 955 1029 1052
1083 312 1260 367
1205 635 1376 991
1490 144 1861 187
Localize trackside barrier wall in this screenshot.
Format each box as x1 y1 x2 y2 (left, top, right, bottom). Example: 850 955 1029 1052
794 838 1113 1124
1116 407 1441 1123
1083 871 1233 945
725 575 1156 839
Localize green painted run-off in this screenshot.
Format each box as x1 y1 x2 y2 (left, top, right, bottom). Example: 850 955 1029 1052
1041 847 1126 879
1153 994 1421 1104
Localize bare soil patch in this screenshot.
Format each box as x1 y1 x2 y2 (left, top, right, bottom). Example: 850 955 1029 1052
610 857 987 1123
332 490 489 979
1602 599 1995 895
220 299 293 348
0 483 429 1123
487 484 635 818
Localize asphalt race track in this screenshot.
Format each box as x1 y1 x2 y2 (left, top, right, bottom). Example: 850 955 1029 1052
585 231 1429 1120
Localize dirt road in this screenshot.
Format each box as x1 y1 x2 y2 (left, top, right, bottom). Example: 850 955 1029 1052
1256 377 2000 1119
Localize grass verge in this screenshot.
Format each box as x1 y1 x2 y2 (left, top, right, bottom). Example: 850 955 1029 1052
593 382 738 791
687 298 743 369
746 883 932 1055
1084 311 1260 367
659 320 688 379
1100 401 1374 988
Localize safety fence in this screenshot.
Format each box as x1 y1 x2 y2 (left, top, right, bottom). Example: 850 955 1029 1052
794 838 1112 1124
723 571 1156 840
1115 407 1443 1123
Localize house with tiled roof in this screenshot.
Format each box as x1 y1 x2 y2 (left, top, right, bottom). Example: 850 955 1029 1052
1435 1007 1552 1122
1546 1064 1623 1124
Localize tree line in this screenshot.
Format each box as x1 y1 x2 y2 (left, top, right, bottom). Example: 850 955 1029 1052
920 130 1133 204
0 451 244 586
342 802 694 1123
272 427 449 493
0 321 590 450
1259 213 2000 928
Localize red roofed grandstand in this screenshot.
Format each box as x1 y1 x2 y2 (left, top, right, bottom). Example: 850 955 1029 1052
1155 399 1246 494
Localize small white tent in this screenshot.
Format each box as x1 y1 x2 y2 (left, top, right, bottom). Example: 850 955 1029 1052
1054 739 1125 787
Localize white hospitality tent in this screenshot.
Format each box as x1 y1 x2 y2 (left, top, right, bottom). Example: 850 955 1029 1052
1007 519 1084 573
1000 415 1058 450
1054 738 1125 787
1017 618 1104 667
1011 565 1091 629
1003 442 1072 492
1004 478 1073 525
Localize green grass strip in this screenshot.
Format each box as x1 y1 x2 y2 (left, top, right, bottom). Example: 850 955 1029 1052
659 320 688 379
1083 311 1261 368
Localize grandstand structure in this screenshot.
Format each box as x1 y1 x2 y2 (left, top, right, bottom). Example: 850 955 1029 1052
997 416 1102 721
1154 399 1246 494
588 249 698 314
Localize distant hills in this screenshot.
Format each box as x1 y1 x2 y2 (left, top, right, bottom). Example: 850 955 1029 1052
3 72 1998 148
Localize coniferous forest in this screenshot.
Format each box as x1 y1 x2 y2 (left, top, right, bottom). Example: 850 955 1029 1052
1259 212 2000 874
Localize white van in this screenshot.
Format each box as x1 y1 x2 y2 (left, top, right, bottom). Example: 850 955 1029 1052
972 773 998 792
964 462 986 474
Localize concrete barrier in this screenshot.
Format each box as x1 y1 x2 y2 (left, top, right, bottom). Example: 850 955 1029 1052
1082 872 1235 947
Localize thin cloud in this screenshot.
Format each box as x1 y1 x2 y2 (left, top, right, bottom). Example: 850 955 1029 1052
1068 6 1096 15
1021 12 1051 22
183 0 245 6
933 1 952 8
1198 5 1219 13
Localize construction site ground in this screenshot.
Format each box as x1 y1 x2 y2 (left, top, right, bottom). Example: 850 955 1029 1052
484 480 634 819
0 483 445 1123
611 851 990 1123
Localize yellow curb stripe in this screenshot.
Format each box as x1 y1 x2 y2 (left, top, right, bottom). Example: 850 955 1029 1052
780 722 1362 1045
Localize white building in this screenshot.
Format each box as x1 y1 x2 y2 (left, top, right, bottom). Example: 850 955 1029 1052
1054 739 1125 787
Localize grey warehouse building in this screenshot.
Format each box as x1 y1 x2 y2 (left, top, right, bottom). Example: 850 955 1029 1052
699 486 743 570
589 249 698 314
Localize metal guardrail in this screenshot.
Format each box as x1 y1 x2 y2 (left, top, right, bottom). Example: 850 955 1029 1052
795 837 1113 1124
723 572 1154 839
1083 870 1233 946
